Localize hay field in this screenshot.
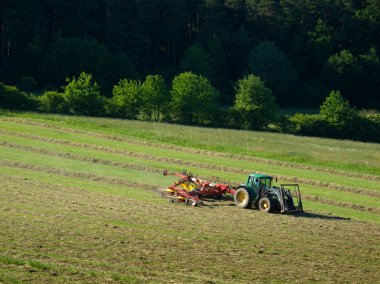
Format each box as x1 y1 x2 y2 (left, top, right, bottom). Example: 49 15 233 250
0 114 379 283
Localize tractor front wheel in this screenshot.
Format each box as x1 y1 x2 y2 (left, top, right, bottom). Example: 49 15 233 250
234 187 253 209
258 197 274 213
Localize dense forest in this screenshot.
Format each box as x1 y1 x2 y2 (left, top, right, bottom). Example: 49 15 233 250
1 0 380 108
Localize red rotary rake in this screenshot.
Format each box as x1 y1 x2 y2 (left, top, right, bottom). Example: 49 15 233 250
161 170 236 206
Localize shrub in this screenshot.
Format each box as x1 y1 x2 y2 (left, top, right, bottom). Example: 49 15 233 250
289 113 331 136
111 79 142 119
141 75 170 121
233 74 278 130
64 72 104 116
320 90 357 129
38 91 68 113
170 72 219 125
0 82 38 110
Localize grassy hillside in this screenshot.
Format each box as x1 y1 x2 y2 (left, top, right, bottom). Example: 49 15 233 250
0 112 379 283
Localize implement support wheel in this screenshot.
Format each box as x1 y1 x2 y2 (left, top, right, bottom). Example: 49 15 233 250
234 187 253 209
259 197 274 213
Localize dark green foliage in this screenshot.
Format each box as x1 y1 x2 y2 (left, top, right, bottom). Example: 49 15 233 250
285 94 380 142
325 48 380 108
97 53 138 96
1 1 380 108
38 91 68 114
64 72 104 116
18 76 38 92
0 83 38 110
170 72 219 125
42 38 109 87
288 112 380 143
180 44 213 81
233 74 278 130
249 41 297 106
307 19 333 74
0 0 380 142
288 113 331 137
111 79 143 119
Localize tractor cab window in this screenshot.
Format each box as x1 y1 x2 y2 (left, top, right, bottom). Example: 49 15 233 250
247 176 254 187
260 178 272 188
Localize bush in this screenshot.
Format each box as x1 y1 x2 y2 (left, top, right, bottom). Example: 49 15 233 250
0 82 38 110
170 72 220 125
38 91 68 113
111 79 143 119
233 74 278 130
141 75 170 121
348 115 380 142
287 111 380 142
288 113 331 136
64 72 104 116
320 90 357 129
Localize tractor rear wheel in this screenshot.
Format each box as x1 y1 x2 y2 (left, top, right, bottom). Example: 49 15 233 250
234 187 253 209
259 197 274 213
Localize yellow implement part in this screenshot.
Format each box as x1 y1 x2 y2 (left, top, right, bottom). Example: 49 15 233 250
170 196 185 200
178 182 196 191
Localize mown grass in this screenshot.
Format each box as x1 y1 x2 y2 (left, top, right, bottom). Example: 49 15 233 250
0 166 160 203
1 117 380 221
1 123 379 192
1 173 379 283
3 112 380 175
0 113 380 283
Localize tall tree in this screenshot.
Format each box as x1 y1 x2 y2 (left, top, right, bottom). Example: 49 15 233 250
249 41 297 105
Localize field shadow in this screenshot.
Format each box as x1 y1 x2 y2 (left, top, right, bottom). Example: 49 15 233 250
292 211 351 221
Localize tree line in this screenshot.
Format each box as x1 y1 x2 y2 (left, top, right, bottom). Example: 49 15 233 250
1 0 380 109
1 71 380 142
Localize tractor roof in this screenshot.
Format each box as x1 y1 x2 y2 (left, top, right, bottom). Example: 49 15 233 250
249 173 273 179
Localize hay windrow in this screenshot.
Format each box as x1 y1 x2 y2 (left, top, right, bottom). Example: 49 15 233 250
1 117 379 182
0 135 380 197
2 158 379 216
302 194 380 215
0 160 157 191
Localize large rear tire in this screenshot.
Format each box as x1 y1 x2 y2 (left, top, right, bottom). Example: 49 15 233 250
234 187 253 209
259 197 275 213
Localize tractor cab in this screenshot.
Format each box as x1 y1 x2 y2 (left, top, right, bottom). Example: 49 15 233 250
246 174 273 193
235 173 303 213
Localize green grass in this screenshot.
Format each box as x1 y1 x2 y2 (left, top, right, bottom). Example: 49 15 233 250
3 112 379 175
0 112 379 283
1 123 379 192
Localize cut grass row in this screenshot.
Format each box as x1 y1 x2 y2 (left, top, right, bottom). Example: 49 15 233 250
1 126 379 199
1 137 379 199
1 113 380 283
1 137 380 202
1 143 380 223
1 123 379 193
1 115 379 222
1 171 379 283
2 114 380 176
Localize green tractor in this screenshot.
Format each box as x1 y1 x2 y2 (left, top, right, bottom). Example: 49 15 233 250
234 173 303 213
